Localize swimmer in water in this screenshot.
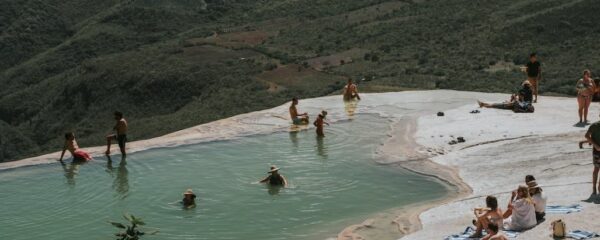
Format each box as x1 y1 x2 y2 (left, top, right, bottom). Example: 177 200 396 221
259 166 288 187
313 111 330 137
182 189 197 208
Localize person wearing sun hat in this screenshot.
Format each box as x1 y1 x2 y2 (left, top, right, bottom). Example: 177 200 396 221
182 189 197 208
526 176 546 222
313 110 330 137
259 165 288 187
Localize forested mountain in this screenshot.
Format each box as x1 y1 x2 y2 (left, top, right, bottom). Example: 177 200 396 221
1 0 599 162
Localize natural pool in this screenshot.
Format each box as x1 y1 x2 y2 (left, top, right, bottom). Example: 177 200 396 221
0 115 448 240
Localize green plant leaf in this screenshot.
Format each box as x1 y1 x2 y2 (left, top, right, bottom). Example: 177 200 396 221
123 213 133 222
109 221 126 229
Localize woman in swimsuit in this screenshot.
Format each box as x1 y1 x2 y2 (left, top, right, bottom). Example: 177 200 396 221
59 132 92 162
577 70 595 124
470 196 503 238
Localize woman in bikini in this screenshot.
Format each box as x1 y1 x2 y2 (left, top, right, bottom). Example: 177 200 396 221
577 70 595 124
470 196 504 238
59 132 92 162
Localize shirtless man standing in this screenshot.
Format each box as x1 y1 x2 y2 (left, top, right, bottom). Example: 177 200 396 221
313 111 330 137
343 78 361 101
289 97 309 125
105 111 128 156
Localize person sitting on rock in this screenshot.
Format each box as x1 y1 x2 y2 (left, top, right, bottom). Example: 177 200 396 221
502 185 537 231
469 196 503 238
289 97 309 125
477 81 534 113
482 222 508 240
525 178 546 223
59 132 92 162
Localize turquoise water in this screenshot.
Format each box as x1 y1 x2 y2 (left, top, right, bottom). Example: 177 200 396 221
0 115 448 240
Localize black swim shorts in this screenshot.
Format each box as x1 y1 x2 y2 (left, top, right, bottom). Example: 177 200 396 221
117 134 127 149
593 149 600 168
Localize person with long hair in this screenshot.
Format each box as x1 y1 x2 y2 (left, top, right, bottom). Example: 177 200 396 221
59 132 92 162
576 70 595 124
502 185 537 231
469 196 503 238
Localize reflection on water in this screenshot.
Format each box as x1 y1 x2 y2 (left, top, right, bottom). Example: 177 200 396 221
344 100 359 118
316 136 328 159
267 185 283 196
289 131 299 149
106 156 129 198
60 160 86 187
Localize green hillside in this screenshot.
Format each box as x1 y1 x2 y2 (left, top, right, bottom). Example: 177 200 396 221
1 0 599 162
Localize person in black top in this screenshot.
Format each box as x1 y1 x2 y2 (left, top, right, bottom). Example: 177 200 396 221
524 53 541 103
477 81 534 113
259 166 288 187
182 189 197 209
519 81 533 103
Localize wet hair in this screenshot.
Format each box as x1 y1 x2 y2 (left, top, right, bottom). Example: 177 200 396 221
114 111 123 119
485 196 498 211
64 132 74 140
530 53 537 58
292 97 298 102
525 175 535 183
488 222 499 233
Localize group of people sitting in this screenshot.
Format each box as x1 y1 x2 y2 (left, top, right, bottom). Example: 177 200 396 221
470 175 547 239
477 80 535 113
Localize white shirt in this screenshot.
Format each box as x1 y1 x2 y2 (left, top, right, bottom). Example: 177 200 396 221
504 198 537 231
531 192 547 213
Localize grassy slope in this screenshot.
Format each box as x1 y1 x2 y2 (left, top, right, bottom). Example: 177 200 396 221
0 0 599 162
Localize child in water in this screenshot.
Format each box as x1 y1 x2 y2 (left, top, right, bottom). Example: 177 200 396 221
59 132 92 162
313 111 330 137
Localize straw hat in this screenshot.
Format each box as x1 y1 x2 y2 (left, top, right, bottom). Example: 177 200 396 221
268 165 280 173
319 110 328 118
526 180 540 189
183 189 195 195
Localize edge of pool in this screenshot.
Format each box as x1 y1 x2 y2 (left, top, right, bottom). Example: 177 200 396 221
0 90 504 240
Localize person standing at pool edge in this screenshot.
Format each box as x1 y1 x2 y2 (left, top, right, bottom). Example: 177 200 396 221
585 116 600 196
259 166 288 187
524 53 541 103
105 111 128 156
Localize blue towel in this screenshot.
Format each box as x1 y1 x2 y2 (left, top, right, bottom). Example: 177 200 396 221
567 230 600 240
443 226 518 240
545 204 583 214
